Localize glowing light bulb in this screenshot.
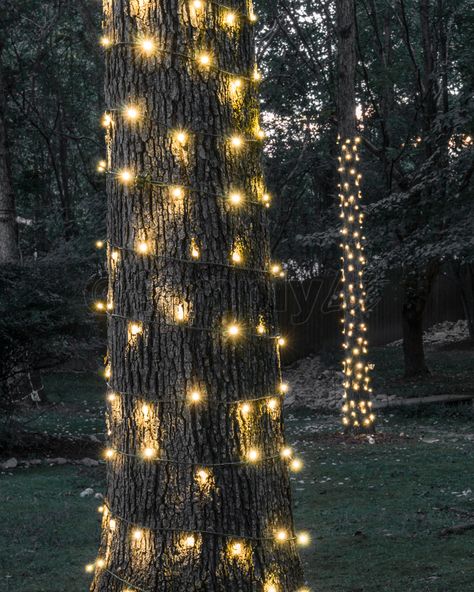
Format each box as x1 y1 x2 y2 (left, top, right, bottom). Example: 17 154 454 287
253 67 262 82
95 240 104 249
198 52 211 67
257 323 266 334
297 532 311 546
96 558 105 568
247 448 260 463
290 458 303 472
266 585 278 592
85 563 94 573
267 397 278 411
279 382 289 394
111 250 119 262
142 403 150 418
100 36 111 48
230 77 242 92
262 193 271 206
137 241 148 254
171 186 184 199
228 323 240 337
107 392 116 402
142 447 156 459
240 402 251 415
224 11 237 25
231 542 243 556
105 448 115 459
175 303 185 322
277 336 286 347
230 135 243 149
249 11 258 22
281 446 292 459
124 105 140 121
102 113 112 127
189 390 201 403
97 160 107 172
133 529 143 540
231 250 242 264
271 264 282 276
185 535 195 547
140 38 155 55
98 505 104 513
175 131 188 145
95 301 105 311
197 469 209 484
190 239 200 259
276 530 288 542
130 323 142 336
118 169 133 184
256 128 266 140
229 192 242 205
192 0 203 8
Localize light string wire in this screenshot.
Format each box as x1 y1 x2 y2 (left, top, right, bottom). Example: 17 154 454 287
101 500 299 543
105 382 286 406
101 41 260 83
103 170 269 208
109 448 284 467
102 111 265 144
107 311 286 342
102 239 284 277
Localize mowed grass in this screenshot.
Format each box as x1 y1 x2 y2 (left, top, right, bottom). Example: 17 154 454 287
1 371 474 591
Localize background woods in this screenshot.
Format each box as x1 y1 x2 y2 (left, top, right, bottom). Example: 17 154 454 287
0 1 473 415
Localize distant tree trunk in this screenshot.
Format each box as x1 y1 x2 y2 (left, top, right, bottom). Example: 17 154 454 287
451 262 474 341
335 0 375 433
401 265 438 377
336 0 356 139
0 40 20 264
91 1 304 590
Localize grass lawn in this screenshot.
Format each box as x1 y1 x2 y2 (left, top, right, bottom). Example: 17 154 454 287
1 366 474 591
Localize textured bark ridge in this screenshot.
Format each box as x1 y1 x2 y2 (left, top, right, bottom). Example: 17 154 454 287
91 1 304 590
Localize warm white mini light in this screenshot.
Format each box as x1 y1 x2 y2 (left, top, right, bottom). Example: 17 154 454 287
190 390 201 403
133 529 143 540
229 192 242 205
276 529 288 542
142 447 156 459
230 135 243 148
297 532 311 546
118 169 133 184
184 535 196 547
228 323 240 337
140 38 155 55
124 105 140 121
247 448 260 462
198 52 211 66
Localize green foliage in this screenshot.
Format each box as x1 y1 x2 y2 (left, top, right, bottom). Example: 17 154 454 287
0 247 102 414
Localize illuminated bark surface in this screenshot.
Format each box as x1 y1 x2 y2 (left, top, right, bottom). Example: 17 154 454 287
91 1 304 590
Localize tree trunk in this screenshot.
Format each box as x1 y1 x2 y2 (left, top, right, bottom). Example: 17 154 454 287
0 40 20 264
451 262 474 341
401 265 437 377
91 1 305 591
335 0 375 433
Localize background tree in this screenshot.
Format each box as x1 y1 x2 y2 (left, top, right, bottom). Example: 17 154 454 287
89 1 306 590
335 0 374 431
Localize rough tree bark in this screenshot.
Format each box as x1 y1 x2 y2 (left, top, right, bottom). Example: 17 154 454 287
0 40 20 264
335 0 375 432
91 1 304 591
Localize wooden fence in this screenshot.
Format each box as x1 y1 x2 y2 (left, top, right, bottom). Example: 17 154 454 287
276 268 465 364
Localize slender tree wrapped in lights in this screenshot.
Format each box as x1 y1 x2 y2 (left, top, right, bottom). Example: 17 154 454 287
336 0 375 433
88 0 308 590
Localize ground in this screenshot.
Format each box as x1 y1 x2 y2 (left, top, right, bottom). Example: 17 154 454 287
1 343 474 592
